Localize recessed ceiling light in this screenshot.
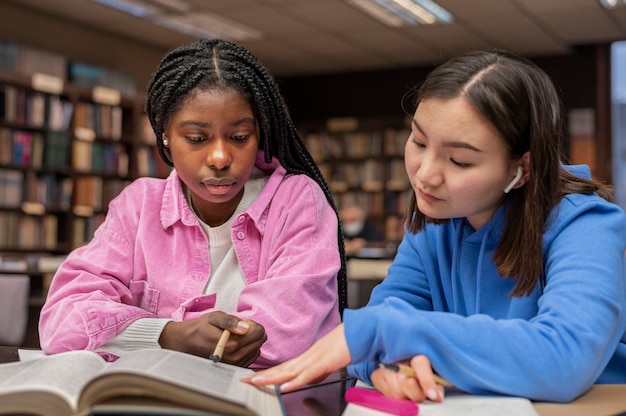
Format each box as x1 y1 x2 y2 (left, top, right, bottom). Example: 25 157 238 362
598 0 626 8
89 0 263 41
346 0 453 27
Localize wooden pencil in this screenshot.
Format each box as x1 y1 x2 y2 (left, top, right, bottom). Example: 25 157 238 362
380 363 454 388
209 329 231 362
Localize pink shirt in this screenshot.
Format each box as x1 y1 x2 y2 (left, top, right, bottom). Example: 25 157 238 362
39 153 341 368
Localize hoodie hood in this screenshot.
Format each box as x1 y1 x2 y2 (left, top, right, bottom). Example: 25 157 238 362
449 202 508 315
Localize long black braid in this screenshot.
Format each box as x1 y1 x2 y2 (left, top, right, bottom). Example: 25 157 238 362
145 38 348 315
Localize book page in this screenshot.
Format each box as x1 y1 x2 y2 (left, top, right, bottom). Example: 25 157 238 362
343 395 538 416
417 393 539 416
343 382 538 416
100 349 252 402
0 350 107 415
18 348 46 361
80 349 282 416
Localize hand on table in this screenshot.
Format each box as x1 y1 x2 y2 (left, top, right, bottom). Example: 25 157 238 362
243 324 351 392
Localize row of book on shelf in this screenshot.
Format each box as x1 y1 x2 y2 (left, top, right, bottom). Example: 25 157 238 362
304 126 410 161
0 120 169 177
1 127 130 176
1 83 127 140
0 38 66 80
334 191 407 243
73 101 124 141
0 210 105 251
2 129 162 179
0 169 120 247
0 212 58 250
0 168 130 212
319 158 409 194
0 252 66 274
0 37 136 96
334 190 410 219
0 85 73 130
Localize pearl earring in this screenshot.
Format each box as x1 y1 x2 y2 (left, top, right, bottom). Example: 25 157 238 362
163 139 169 146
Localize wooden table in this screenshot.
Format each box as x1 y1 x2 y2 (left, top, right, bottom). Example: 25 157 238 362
534 384 626 416
346 258 393 308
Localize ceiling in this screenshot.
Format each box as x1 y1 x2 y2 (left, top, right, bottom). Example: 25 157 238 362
5 0 626 77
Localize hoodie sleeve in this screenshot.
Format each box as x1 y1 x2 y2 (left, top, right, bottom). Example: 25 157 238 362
346 197 626 402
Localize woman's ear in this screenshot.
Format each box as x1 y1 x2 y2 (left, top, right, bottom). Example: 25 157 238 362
504 152 531 193
504 166 523 193
518 151 531 188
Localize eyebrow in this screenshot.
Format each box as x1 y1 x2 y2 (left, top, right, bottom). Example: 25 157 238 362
175 117 256 129
412 118 483 152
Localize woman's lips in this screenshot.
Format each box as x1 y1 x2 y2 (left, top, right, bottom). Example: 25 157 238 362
417 188 442 203
202 178 235 195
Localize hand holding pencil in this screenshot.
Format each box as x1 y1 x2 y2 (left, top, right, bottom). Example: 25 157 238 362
372 356 449 402
159 312 266 367
205 316 267 366
380 363 454 388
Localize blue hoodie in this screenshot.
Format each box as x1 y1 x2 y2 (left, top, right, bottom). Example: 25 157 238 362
346 165 626 402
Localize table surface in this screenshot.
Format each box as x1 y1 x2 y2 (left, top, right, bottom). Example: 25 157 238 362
346 258 393 280
1 346 625 416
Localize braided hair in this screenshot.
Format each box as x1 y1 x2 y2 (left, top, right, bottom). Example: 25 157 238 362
145 38 347 314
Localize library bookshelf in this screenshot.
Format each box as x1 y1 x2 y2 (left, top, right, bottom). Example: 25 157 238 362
301 117 413 246
0 62 166 346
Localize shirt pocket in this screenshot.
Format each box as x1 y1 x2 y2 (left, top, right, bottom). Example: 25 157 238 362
173 294 218 321
129 280 160 314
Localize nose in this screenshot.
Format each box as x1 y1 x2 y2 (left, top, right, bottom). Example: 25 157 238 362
415 157 443 188
206 138 232 170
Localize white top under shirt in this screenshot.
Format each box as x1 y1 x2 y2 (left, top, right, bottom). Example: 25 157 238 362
198 175 266 311
97 172 268 355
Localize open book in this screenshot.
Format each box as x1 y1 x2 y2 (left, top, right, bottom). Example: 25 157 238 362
0 348 282 416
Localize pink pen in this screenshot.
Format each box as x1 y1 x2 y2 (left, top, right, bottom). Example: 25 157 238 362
345 387 419 416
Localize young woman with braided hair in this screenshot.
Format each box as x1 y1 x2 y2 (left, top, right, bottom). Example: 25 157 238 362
39 39 347 369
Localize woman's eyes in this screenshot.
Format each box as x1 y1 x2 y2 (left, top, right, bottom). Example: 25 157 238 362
451 159 472 168
231 134 251 142
411 137 426 148
412 139 472 167
186 135 205 143
184 134 251 143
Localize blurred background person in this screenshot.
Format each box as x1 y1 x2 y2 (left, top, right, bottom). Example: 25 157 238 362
340 203 384 256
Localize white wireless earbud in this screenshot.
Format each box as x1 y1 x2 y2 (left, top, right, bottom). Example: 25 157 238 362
504 166 523 194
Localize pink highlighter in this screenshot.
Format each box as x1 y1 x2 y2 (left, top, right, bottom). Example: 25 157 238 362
345 387 419 416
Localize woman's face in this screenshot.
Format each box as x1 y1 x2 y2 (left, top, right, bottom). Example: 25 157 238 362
165 88 260 226
405 96 520 230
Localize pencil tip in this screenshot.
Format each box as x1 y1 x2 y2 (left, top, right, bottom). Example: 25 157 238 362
209 355 220 363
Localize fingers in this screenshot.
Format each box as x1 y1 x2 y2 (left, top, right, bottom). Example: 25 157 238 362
219 319 266 366
371 367 396 397
371 356 445 403
372 366 427 402
410 355 444 402
245 325 351 391
221 329 266 367
223 344 261 367
206 311 253 335
401 377 426 402
243 361 303 391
